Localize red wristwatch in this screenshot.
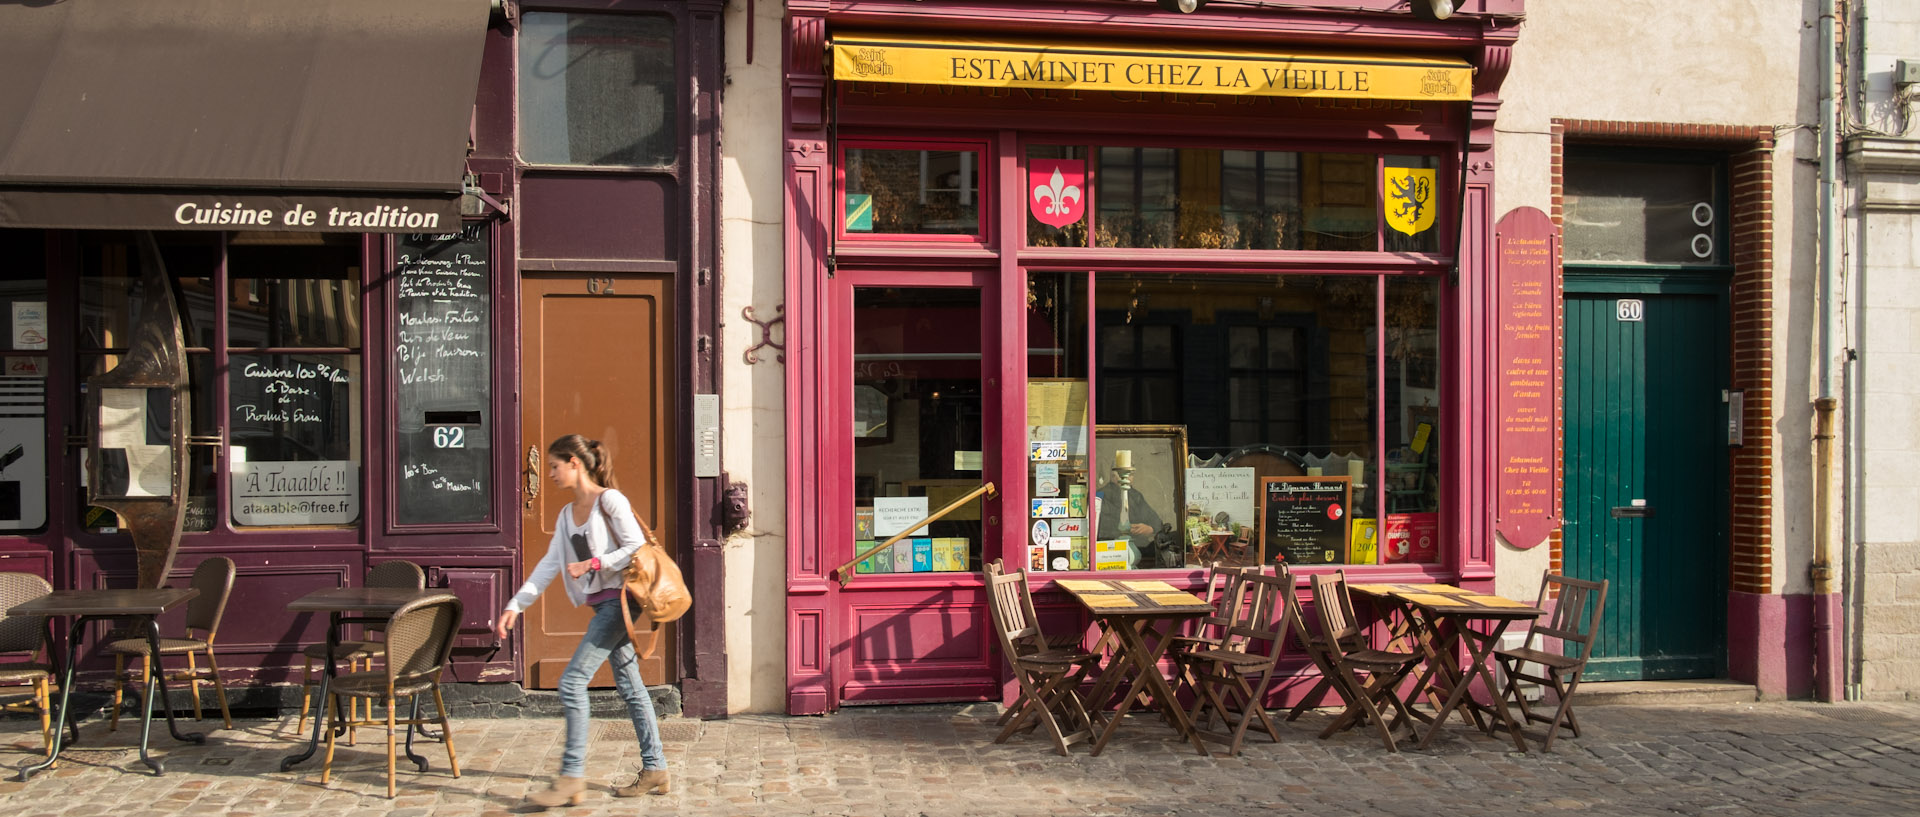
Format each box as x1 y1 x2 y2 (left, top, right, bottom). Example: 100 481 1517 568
589 557 602 572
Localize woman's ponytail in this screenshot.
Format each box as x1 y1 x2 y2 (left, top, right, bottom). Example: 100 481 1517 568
548 434 618 490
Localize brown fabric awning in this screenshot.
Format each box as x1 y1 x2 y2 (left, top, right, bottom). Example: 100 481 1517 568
0 0 489 233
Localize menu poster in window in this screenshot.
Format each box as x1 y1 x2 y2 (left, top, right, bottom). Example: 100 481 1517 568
96 387 171 498
1186 467 1256 532
1260 477 1351 566
394 226 492 525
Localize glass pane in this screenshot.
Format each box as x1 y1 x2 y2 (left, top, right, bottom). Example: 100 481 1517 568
1092 273 1384 569
851 288 984 574
1565 154 1724 265
1094 148 1368 250
78 232 217 349
0 235 48 530
0 229 49 356
1026 273 1092 571
844 149 980 235
1303 154 1375 251
1383 154 1442 253
229 354 362 527
519 12 678 167
1384 276 1443 564
227 232 363 348
1026 145 1089 247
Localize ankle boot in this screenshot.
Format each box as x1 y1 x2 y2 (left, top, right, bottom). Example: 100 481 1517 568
613 767 670 797
526 775 587 809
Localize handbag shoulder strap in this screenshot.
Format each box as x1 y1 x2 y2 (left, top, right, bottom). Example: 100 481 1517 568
596 490 659 549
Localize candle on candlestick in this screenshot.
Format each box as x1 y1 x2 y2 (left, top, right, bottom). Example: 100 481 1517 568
1348 459 1365 479
1115 449 1133 469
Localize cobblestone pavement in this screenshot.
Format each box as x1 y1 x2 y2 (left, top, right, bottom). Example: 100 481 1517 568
2 700 1918 816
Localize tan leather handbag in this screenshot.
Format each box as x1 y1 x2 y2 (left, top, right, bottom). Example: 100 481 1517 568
600 504 691 657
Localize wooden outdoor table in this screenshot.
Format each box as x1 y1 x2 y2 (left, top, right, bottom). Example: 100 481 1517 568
279 588 452 772
9 588 203 780
1347 583 1545 752
1056 578 1215 757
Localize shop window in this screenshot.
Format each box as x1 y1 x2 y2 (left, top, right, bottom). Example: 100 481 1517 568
1563 149 1727 267
519 12 678 168
849 287 985 575
842 146 983 237
1069 147 1436 252
74 232 364 534
0 229 49 532
1022 271 1444 573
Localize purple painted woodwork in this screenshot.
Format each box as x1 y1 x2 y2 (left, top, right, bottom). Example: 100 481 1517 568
1493 207 1559 549
519 174 680 261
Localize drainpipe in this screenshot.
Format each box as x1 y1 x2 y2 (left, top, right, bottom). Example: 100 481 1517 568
1811 1 1842 703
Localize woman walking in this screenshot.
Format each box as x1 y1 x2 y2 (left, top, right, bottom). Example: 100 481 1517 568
495 434 669 808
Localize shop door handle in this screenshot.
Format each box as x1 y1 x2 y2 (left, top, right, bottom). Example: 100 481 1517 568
1610 504 1654 519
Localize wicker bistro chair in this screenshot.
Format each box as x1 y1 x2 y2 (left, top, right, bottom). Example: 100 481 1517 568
0 572 56 757
1181 567 1295 756
1494 573 1610 751
320 593 462 798
1310 571 1422 752
298 560 427 734
983 560 1101 755
106 557 236 731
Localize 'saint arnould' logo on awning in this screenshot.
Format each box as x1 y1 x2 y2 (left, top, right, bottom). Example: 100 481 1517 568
848 48 895 77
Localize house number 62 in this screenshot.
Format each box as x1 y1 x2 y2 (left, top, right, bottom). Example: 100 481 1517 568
587 277 616 295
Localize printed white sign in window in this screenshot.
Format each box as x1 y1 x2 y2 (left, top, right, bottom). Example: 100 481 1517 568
231 460 360 526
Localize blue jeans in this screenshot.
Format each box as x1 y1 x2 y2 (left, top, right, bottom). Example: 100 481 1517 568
558 598 666 777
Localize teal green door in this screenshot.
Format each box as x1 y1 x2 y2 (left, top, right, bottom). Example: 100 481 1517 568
1563 288 1729 680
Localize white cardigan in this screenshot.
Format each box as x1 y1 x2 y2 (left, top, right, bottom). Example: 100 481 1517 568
506 489 648 612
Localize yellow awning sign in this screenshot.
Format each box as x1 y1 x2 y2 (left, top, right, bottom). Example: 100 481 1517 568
831 35 1471 103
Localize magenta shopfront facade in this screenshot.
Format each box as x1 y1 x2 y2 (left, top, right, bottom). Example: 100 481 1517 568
783 1 1522 714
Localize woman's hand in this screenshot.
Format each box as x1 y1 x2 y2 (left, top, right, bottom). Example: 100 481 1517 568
494 609 519 641
566 559 595 579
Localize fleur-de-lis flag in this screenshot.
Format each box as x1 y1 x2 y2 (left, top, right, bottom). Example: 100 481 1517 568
1383 166 1437 236
1029 159 1086 229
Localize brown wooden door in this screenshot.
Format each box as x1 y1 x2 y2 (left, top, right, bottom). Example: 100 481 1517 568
519 272 676 689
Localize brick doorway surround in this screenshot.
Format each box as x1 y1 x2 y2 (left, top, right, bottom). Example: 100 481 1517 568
1547 120 1778 668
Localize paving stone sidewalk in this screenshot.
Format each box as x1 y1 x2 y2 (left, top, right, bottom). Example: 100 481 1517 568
2 700 1917 816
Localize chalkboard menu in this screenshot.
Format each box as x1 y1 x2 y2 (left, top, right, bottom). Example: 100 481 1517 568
1260 476 1351 566
394 225 491 525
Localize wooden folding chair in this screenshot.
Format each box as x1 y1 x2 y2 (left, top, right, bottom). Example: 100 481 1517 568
983 560 1099 755
1494 573 1610 751
1311 571 1421 751
1169 563 1256 700
1182 567 1294 755
1282 573 1351 722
